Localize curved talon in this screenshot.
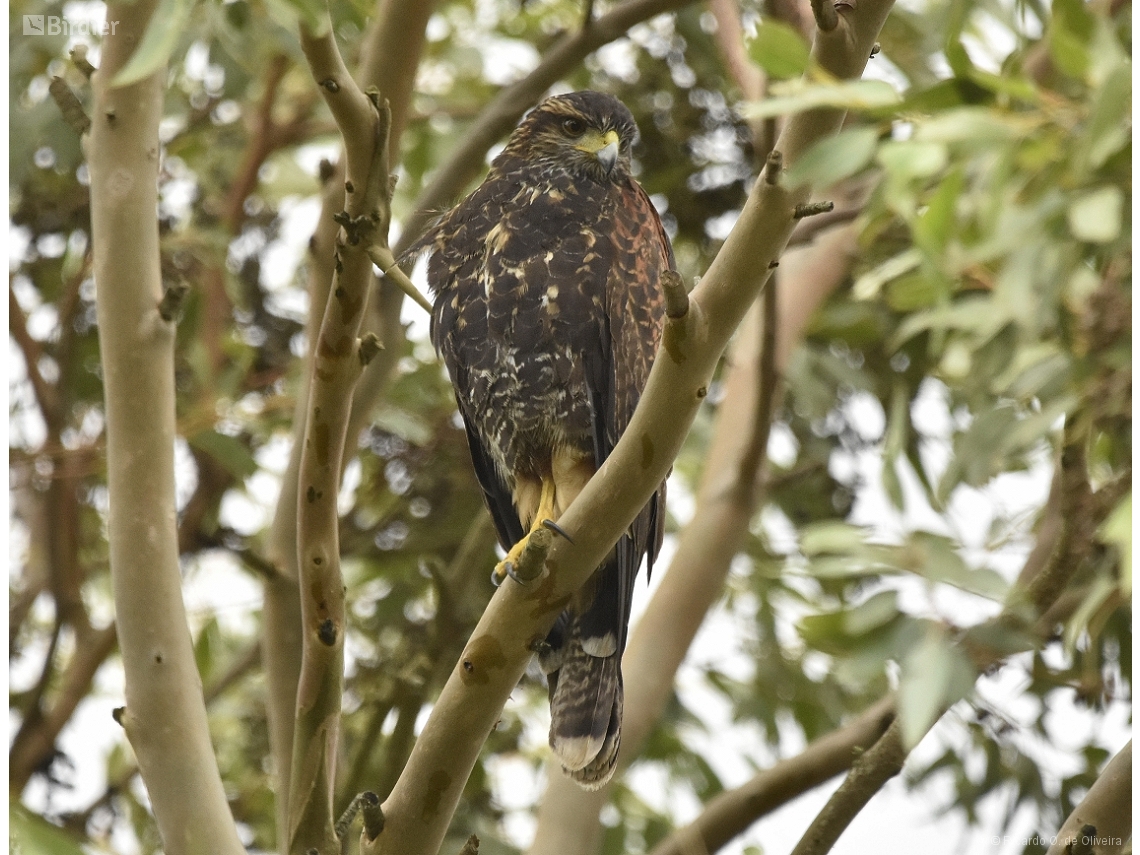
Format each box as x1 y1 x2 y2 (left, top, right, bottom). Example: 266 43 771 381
491 566 505 587
541 518 574 544
504 561 528 585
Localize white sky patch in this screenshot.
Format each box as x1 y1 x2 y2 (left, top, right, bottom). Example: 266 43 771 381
402 254 435 347
594 39 640 83
487 754 542 845
292 140 342 178
767 420 799 468
480 36 541 86
173 436 197 513
338 457 362 515
182 551 263 636
704 208 740 242
259 195 322 301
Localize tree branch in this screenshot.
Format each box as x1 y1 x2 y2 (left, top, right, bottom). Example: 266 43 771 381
789 716 909 855
10 624 117 792
9 286 61 430
287 14 392 854
1046 740 1131 855
788 418 1112 855
527 208 866 855
366 3 893 853
648 697 897 855
262 8 438 843
89 0 244 850
221 53 292 233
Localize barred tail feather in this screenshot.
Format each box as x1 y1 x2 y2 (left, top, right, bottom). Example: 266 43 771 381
548 627 623 789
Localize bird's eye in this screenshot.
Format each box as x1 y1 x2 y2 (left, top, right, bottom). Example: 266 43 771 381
561 117 586 137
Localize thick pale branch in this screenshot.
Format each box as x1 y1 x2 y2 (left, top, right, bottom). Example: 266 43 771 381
527 216 865 855
72 641 261 827
1046 740 1131 855
89 1 244 851
367 4 892 854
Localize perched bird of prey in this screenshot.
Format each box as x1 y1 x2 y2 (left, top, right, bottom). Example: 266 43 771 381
413 90 672 788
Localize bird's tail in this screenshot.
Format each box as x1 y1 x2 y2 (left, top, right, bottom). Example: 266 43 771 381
544 618 623 790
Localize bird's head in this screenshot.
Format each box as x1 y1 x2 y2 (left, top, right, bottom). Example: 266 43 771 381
503 91 639 182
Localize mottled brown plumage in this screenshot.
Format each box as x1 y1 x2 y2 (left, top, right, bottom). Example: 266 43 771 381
412 91 671 788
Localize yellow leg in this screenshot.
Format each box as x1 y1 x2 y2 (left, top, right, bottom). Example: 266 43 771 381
493 478 559 585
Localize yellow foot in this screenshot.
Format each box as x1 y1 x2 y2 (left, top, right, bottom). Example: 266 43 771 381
491 520 574 586
492 476 577 586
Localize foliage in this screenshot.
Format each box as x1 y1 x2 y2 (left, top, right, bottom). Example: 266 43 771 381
8 0 1130 853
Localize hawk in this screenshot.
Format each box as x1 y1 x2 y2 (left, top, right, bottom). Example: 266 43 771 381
413 90 671 788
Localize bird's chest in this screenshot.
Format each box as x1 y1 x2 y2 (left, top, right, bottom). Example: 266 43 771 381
434 186 614 471
460 273 599 474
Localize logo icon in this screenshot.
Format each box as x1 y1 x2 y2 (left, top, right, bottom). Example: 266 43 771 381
23 15 45 35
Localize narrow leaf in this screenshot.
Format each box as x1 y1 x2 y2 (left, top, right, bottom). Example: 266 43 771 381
898 624 976 748
742 79 901 120
785 126 879 190
112 0 196 87
748 20 811 79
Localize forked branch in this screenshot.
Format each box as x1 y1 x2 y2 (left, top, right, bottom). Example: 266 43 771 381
287 14 395 855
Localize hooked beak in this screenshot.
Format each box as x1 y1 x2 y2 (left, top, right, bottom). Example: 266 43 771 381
575 129 621 175
595 139 619 174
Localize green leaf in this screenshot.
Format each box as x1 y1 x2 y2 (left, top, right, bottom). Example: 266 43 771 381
265 0 329 35
913 108 1036 145
898 532 1010 600
913 168 964 255
853 247 922 300
1062 575 1119 653
877 140 949 182
10 803 87 855
898 624 976 748
747 20 811 79
1048 0 1094 79
189 430 258 480
1082 62 1131 170
890 295 1011 349
843 589 900 635
881 382 910 511
112 0 197 87
886 272 943 312
798 590 901 655
1067 186 1123 243
785 126 879 190
1100 492 1131 597
1048 20 1090 79
996 345 1072 402
800 521 869 555
742 79 901 120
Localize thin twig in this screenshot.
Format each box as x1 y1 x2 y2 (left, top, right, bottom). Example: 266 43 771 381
789 718 908 855
49 76 91 135
648 697 896 855
367 244 433 314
